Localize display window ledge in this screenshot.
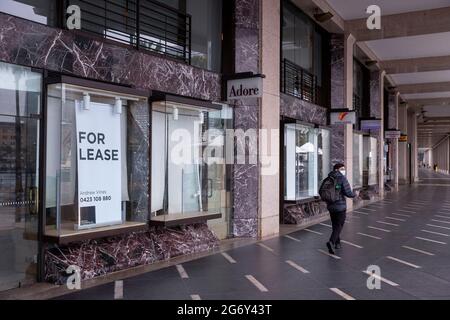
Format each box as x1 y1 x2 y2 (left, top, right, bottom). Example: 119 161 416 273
44 221 148 245
149 212 222 227
284 196 321 205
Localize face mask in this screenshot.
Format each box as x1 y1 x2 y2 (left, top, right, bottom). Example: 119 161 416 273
339 170 346 176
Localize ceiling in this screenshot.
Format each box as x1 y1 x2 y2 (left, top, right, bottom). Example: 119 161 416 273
326 0 450 20
325 0 450 148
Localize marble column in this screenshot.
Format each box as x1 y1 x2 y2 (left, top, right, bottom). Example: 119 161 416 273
232 0 260 237
387 92 400 190
407 110 419 182
330 33 355 209
259 0 281 238
398 102 409 184
370 70 386 196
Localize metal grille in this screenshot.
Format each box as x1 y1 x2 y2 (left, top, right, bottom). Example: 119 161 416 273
65 0 191 63
281 59 319 104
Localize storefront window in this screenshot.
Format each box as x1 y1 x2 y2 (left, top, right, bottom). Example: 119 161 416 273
0 0 57 26
150 99 231 233
353 133 363 188
284 124 330 201
163 0 223 72
0 61 41 291
45 83 149 238
363 136 378 186
317 128 331 184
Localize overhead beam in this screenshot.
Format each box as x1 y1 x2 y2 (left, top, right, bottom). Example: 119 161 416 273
408 98 450 106
381 56 450 74
397 82 450 94
346 7 450 42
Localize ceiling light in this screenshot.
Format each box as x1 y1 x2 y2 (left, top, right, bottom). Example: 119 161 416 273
313 12 333 22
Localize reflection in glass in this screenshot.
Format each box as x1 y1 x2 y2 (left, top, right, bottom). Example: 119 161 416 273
151 100 231 237
0 0 57 25
285 124 330 201
0 61 41 291
363 136 378 186
353 133 363 188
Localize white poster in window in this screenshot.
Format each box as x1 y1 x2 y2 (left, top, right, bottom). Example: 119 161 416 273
75 101 122 229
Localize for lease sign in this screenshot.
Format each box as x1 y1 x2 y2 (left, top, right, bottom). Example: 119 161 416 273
75 101 122 229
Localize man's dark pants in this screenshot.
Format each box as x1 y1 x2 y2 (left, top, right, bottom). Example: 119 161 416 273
329 210 346 244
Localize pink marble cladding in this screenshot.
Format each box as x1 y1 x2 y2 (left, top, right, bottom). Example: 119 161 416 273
0 13 220 102
45 223 219 284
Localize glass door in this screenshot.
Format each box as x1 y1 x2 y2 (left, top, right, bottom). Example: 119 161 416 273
0 62 41 291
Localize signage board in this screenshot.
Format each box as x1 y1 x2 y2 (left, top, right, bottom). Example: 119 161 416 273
330 110 356 125
360 119 382 131
75 101 122 229
399 135 408 142
227 77 263 100
385 130 401 139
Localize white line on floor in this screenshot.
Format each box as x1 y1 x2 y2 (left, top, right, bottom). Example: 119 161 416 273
391 213 411 218
114 280 123 300
398 209 417 214
221 252 237 264
402 245 435 256
340 240 363 249
386 216 406 222
353 210 369 215
176 264 189 279
304 228 323 235
431 219 450 225
427 224 450 230
421 229 450 237
258 243 275 253
245 275 268 292
284 235 301 242
368 226 391 233
357 232 381 240
318 249 341 259
435 215 450 219
285 260 310 273
386 256 421 269
362 271 399 287
438 212 450 215
319 223 332 228
359 208 376 211
415 237 447 245
440 208 450 211
191 294 201 300
376 221 400 227
330 288 355 300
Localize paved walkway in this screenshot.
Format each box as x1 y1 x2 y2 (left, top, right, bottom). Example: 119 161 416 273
58 169 450 300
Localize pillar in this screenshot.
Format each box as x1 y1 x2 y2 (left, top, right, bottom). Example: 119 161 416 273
232 0 260 237
259 0 280 238
330 33 355 209
387 91 400 190
369 70 386 196
398 102 408 184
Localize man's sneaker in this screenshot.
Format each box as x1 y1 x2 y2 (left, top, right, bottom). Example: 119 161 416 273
326 241 335 254
335 243 342 249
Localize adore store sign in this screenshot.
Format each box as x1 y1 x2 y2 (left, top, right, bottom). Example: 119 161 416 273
227 77 263 100
75 101 122 229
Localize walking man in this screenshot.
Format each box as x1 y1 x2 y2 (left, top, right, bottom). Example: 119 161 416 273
319 163 356 255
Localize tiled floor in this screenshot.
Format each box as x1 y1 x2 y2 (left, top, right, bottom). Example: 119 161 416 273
58 169 450 300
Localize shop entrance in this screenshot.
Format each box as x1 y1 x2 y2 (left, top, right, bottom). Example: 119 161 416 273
0 62 42 291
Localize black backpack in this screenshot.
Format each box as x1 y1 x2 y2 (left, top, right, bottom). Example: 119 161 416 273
319 176 340 203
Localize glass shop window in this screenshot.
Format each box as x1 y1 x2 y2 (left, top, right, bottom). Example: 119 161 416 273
150 99 232 225
164 0 223 72
284 124 331 201
45 83 149 239
0 0 58 26
353 133 363 188
363 136 378 186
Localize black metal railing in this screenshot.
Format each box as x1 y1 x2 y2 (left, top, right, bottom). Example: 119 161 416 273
65 0 191 63
281 59 319 104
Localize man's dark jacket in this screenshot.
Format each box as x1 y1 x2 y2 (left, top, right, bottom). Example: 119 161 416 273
326 170 356 212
